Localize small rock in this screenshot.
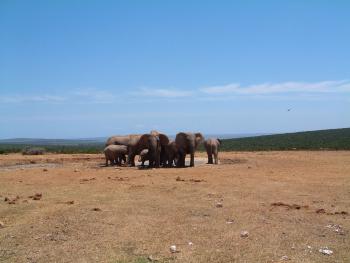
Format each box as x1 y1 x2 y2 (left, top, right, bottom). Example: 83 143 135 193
226 219 234 224
319 248 333 255
280 255 289 261
240 231 249 238
169 245 177 253
43 168 48 172
32 193 42 200
0 221 4 228
66 201 74 205
4 197 9 202
307 245 312 249
92 208 101 211
325 224 344 235
316 208 326 214
216 202 223 208
188 242 193 246
74 169 79 172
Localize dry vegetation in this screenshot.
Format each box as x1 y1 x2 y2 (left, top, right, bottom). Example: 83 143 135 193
0 151 349 262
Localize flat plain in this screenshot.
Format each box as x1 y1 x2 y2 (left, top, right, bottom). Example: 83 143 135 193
0 151 349 263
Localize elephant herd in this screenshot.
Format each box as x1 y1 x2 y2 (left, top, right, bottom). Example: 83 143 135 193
103 130 221 168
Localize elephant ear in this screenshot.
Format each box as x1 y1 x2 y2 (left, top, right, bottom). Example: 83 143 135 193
217 139 222 145
194 132 204 148
138 134 151 151
158 133 169 146
195 132 204 142
175 132 186 142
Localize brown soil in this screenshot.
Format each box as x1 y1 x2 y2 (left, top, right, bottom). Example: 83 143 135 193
0 151 349 263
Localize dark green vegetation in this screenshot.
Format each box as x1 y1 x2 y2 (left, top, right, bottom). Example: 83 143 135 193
0 128 349 154
0 143 104 154
219 128 350 151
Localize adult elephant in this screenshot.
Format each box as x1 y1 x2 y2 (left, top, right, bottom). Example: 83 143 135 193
105 134 142 166
204 138 221 164
128 132 169 167
105 134 141 147
175 132 204 167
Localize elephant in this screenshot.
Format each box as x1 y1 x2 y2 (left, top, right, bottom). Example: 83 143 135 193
150 130 168 166
104 145 128 166
105 134 141 147
128 132 169 167
138 149 150 167
105 134 142 166
204 138 221 164
175 132 204 167
163 140 179 167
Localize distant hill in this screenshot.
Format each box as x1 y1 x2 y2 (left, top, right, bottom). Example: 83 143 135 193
0 133 266 145
0 137 106 145
220 128 350 151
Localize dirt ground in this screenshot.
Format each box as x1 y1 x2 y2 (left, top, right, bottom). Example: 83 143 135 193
0 151 349 263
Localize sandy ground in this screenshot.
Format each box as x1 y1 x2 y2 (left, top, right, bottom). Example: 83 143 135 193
0 151 349 263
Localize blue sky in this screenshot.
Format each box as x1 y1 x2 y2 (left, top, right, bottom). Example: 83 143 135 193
0 0 349 138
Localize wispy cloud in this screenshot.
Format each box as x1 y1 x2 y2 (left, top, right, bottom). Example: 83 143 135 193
1 80 349 105
200 80 350 95
0 88 118 104
132 87 193 98
0 95 66 103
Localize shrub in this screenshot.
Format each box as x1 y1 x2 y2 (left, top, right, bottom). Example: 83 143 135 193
22 147 46 155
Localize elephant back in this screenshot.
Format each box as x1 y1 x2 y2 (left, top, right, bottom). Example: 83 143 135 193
106 135 134 146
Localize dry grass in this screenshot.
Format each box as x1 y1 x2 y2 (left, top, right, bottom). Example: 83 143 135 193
0 151 349 262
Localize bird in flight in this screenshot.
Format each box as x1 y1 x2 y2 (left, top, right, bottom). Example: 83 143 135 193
287 108 292 112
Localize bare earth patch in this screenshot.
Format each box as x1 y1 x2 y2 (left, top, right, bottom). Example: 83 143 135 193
0 151 349 262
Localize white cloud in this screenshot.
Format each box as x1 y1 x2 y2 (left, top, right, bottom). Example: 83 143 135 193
1 80 349 105
0 95 66 103
200 80 350 95
200 83 241 94
0 88 119 104
133 87 193 98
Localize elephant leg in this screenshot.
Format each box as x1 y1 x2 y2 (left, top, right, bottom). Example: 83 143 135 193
207 147 213 164
122 154 126 164
177 151 184 167
117 155 123 166
213 148 218 164
208 154 213 164
181 153 186 167
190 152 195 167
149 157 154 168
155 152 160 168
168 155 174 167
105 158 108 166
127 148 136 167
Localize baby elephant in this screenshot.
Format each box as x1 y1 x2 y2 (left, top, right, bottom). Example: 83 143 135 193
104 145 128 166
204 138 221 164
138 149 150 167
